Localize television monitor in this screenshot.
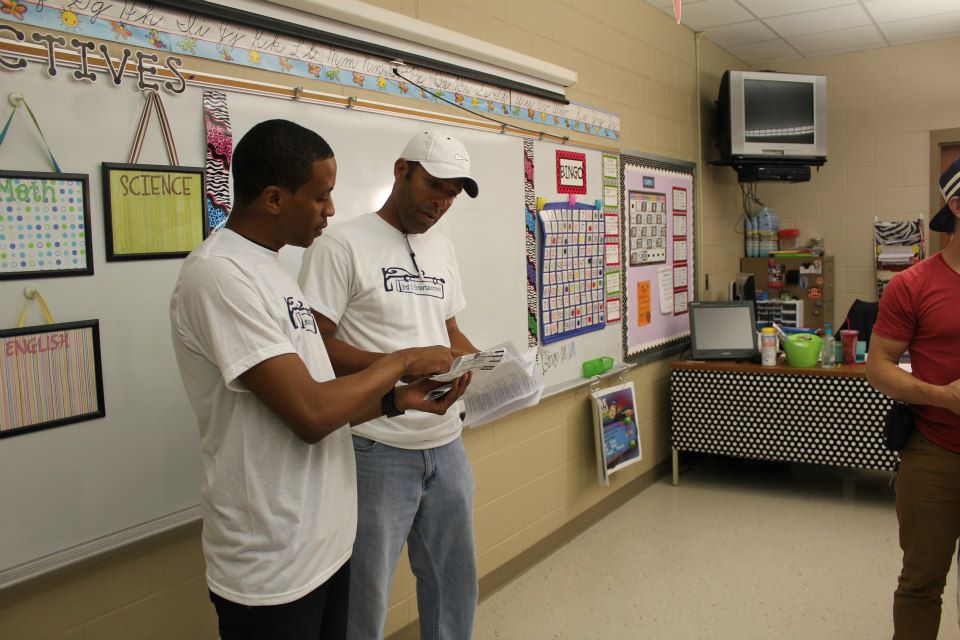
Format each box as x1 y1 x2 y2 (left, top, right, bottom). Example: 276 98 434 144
717 70 827 163
688 301 758 360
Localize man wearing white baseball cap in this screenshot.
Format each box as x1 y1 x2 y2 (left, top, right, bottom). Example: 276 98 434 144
299 129 480 639
867 157 960 638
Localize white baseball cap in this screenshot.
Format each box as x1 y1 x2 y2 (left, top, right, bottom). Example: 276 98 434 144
400 130 479 198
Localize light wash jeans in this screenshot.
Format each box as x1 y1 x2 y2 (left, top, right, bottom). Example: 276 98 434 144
348 434 477 640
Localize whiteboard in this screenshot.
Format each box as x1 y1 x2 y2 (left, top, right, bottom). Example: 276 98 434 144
0 69 527 585
532 141 623 390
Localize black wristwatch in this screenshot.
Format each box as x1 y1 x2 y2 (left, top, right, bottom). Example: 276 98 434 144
380 387 406 418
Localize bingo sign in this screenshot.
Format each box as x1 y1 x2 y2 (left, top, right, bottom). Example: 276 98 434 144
556 150 587 194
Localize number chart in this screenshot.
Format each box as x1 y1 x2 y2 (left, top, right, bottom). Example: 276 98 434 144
537 202 606 344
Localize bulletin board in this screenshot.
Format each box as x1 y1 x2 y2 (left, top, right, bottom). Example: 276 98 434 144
620 154 697 362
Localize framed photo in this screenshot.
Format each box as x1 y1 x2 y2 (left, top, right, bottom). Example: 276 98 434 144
102 163 207 261
590 381 642 485
0 170 93 280
0 320 105 438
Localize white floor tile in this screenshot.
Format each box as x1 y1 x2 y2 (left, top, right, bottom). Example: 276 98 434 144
473 457 960 640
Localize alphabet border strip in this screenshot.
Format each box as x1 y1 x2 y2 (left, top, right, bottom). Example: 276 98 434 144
1 1 620 140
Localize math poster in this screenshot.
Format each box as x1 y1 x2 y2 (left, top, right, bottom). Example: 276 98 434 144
0 171 93 280
621 156 696 362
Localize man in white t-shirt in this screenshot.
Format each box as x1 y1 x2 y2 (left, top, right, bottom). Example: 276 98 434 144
170 120 468 640
299 130 481 640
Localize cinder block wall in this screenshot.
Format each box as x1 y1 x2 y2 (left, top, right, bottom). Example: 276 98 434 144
730 40 960 322
0 2 748 638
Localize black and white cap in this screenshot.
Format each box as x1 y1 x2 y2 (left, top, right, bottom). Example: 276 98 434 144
932 157 960 232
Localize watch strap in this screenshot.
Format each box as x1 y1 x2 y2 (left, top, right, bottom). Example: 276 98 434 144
381 387 405 418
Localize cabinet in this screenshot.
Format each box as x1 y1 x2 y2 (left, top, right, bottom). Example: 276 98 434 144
740 256 833 331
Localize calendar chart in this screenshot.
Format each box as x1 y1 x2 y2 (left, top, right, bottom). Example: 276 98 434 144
538 202 606 344
627 191 667 265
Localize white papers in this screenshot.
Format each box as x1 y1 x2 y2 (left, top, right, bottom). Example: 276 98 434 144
603 185 618 207
461 342 544 428
431 348 506 383
877 245 916 265
657 266 673 314
602 156 618 178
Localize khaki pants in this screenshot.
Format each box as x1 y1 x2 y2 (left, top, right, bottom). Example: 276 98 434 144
894 432 960 639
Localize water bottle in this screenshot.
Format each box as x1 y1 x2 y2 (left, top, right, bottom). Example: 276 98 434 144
760 327 777 367
821 322 836 368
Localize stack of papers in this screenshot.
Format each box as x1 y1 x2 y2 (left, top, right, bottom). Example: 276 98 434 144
877 245 916 267
428 342 544 428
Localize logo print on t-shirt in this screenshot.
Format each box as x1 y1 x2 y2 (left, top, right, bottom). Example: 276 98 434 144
382 266 446 299
286 297 318 333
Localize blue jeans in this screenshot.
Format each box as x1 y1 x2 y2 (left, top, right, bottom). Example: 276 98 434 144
348 434 477 640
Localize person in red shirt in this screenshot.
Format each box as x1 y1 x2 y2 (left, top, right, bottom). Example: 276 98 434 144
867 157 960 640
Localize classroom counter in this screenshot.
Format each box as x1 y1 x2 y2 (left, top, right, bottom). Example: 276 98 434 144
669 360 897 485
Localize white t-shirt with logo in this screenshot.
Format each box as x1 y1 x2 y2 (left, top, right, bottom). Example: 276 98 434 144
299 212 466 449
170 229 356 607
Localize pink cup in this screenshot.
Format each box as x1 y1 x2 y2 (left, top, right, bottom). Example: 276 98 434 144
840 329 858 365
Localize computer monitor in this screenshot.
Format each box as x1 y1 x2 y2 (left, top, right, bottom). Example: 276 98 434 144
688 301 758 360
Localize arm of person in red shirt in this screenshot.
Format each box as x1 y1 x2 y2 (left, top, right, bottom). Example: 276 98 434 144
866 335 960 416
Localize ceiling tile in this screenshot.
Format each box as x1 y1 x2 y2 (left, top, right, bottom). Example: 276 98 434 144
726 38 800 63
787 24 886 54
878 11 960 42
863 0 960 23
669 0 754 29
704 20 778 47
737 0 857 19
764 4 872 37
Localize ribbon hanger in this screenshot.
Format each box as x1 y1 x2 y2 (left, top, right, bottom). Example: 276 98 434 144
17 287 55 328
128 90 179 166
0 93 62 173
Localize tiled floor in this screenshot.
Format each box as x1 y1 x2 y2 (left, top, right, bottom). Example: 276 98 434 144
473 456 960 640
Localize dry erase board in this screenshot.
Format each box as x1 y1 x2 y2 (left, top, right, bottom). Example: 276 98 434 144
0 68 530 586
532 140 623 391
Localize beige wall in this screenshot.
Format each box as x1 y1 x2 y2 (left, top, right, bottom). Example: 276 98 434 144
721 39 960 324
0 2 748 638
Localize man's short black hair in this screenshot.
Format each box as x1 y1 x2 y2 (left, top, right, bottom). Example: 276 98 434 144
232 120 334 207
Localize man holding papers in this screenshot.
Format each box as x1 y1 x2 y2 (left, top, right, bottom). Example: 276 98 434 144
299 130 481 640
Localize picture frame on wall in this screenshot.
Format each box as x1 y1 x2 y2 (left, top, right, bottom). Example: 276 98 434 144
101 163 207 261
0 170 93 280
0 320 105 438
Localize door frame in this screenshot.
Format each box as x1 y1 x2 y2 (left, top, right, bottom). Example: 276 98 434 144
929 128 960 253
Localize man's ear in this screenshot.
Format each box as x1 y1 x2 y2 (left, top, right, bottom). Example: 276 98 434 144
394 158 410 180
262 185 283 215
